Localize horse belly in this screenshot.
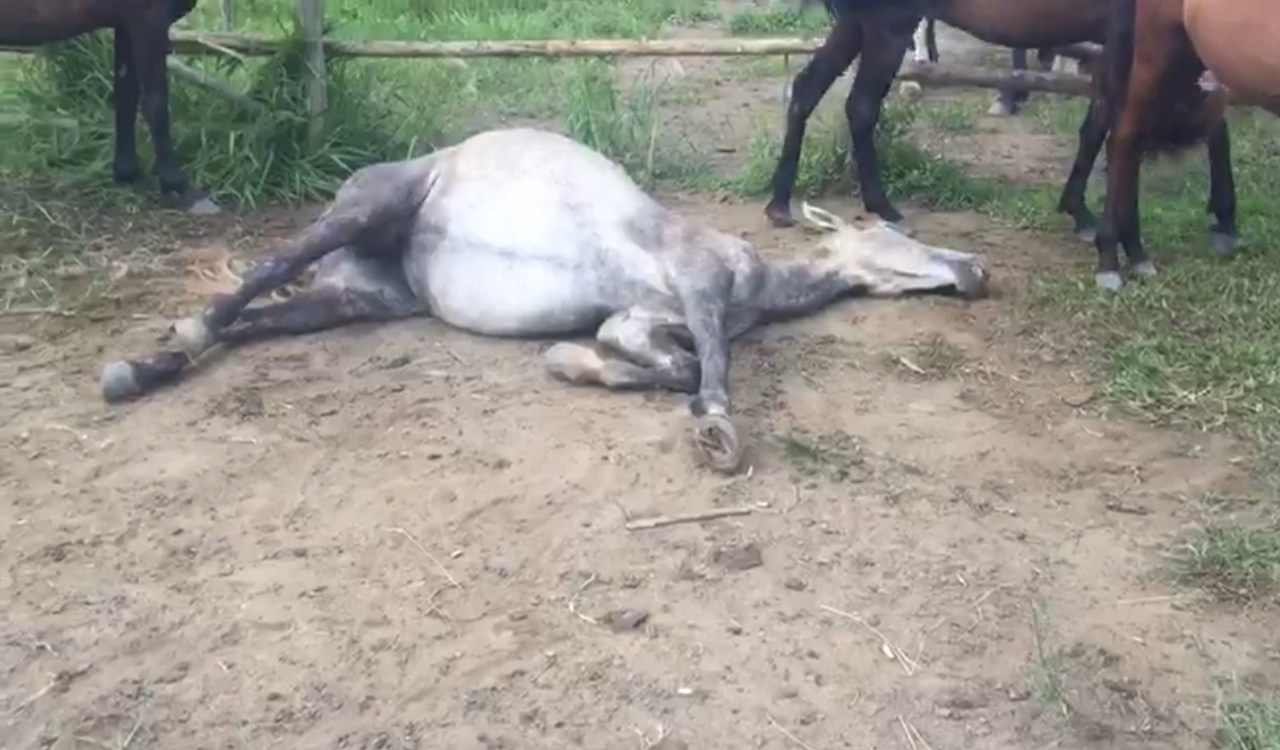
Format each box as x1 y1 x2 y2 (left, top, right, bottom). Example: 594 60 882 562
421 249 615 338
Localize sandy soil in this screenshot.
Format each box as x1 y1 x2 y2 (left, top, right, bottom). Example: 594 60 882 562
3 21 1278 750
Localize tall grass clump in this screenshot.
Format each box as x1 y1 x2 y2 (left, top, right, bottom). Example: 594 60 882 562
6 20 424 207
732 97 998 210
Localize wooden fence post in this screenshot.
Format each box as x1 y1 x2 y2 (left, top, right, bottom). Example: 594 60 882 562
297 0 328 149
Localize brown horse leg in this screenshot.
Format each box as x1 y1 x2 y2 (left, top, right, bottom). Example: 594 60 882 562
111 26 142 185
124 9 217 214
765 19 863 228
1204 120 1237 257
1096 67 1161 291
1057 96 1109 243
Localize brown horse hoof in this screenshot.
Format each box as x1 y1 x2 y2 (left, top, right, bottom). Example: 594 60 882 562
692 414 744 474
765 202 796 228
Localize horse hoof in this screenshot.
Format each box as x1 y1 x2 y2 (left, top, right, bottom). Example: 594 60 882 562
765 203 796 228
101 360 141 403
1131 260 1158 278
950 261 989 299
898 81 923 99
1095 271 1124 292
1075 226 1098 244
1210 231 1237 258
172 317 214 359
692 414 744 474
987 98 1015 117
187 196 222 216
543 342 604 385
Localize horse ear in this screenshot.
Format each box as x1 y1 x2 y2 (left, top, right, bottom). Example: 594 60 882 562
800 201 847 232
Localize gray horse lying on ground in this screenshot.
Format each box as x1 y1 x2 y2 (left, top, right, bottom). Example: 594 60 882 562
100 127 988 472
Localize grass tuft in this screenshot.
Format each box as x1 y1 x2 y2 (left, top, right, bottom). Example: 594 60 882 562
1171 522 1280 604
1217 692 1280 750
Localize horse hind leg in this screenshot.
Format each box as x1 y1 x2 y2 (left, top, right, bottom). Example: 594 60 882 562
543 306 699 395
111 26 142 185
101 250 425 402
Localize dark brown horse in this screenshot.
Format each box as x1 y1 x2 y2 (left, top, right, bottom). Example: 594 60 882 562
1091 0 1242 291
905 16 1066 117
768 0 1119 233
0 0 218 214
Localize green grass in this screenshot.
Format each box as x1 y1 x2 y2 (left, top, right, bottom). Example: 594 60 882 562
1218 692 1280 750
0 0 711 212
1171 521 1280 604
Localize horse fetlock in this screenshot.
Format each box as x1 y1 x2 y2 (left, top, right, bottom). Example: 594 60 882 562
172 316 214 358
100 361 141 403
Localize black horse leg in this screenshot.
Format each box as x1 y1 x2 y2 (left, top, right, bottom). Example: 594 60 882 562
111 26 142 185
846 28 913 226
1057 98 1109 242
1205 119 1238 257
125 12 213 213
765 19 862 228
993 48 1029 116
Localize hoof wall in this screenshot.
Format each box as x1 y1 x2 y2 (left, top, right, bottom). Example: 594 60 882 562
187 197 222 216
101 361 141 403
1095 271 1123 292
172 317 213 358
543 342 604 385
1210 231 1237 258
692 413 744 474
1131 260 1158 278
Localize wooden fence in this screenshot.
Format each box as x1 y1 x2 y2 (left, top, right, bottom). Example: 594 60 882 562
0 0 1100 136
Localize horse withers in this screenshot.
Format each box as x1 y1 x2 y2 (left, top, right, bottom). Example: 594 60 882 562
0 0 217 214
99 127 989 473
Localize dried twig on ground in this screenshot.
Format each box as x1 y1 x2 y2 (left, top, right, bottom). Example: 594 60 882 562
625 507 753 531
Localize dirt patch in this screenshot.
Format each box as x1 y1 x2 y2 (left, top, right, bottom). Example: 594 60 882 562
2 25 1277 750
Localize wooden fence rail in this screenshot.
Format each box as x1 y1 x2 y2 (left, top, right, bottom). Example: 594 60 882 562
0 33 1095 96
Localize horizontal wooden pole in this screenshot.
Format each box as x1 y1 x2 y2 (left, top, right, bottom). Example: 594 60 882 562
2 33 1095 95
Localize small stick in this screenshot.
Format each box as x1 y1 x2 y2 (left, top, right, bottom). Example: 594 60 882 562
821 605 918 675
898 716 919 750
767 714 819 750
784 484 803 514
8 678 55 715
1116 594 1185 606
568 573 598 625
388 527 461 589
625 507 753 531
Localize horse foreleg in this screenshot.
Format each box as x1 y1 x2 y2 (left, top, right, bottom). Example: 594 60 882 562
898 18 932 97
1205 119 1238 257
990 49 1030 116
126 12 216 213
1057 98 1109 243
544 306 699 394
111 27 142 185
765 19 862 228
846 29 912 226
100 285 424 403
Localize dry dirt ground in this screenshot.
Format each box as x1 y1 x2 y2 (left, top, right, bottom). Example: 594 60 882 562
4 23 1280 750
